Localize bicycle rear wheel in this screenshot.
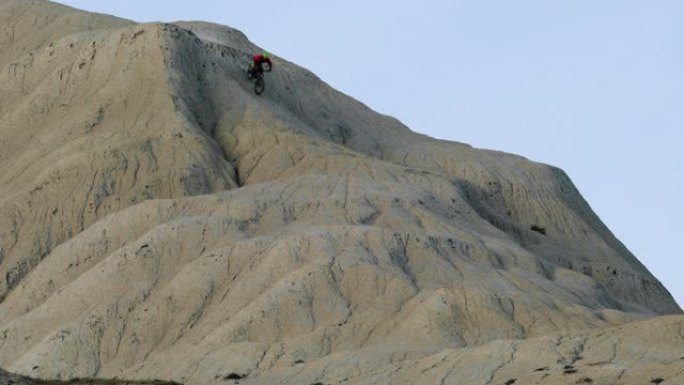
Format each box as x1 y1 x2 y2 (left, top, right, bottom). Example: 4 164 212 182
255 77 265 95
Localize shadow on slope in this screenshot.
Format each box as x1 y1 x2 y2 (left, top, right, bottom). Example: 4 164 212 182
0 367 181 385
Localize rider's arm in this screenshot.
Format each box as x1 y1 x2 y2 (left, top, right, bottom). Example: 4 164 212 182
265 58 273 72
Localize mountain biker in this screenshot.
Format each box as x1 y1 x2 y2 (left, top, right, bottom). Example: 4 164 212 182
249 52 272 77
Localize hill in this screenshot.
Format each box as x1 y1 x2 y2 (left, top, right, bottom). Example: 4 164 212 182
0 1 681 384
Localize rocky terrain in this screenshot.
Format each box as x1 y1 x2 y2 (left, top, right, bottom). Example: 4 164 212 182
0 1 682 384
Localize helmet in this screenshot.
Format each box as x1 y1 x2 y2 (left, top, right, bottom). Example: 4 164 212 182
262 51 270 59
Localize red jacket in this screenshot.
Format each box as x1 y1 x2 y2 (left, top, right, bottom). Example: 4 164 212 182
252 54 272 70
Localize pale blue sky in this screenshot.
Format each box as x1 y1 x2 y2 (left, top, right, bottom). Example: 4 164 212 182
56 1 683 308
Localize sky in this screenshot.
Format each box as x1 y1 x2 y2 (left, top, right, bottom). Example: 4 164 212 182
56 1 683 308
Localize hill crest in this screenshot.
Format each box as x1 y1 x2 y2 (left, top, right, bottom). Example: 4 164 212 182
0 2 681 384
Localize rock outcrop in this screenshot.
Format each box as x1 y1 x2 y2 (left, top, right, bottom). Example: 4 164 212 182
0 1 681 384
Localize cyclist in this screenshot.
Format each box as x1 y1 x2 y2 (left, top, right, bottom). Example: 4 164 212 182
249 52 273 78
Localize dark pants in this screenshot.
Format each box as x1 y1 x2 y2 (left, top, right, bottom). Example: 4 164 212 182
250 62 264 77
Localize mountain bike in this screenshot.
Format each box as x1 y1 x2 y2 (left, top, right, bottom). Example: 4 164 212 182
246 62 270 95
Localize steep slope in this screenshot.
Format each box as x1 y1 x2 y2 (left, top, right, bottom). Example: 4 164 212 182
167 20 679 315
0 5 237 301
0 2 681 385
244 316 684 385
0 0 132 66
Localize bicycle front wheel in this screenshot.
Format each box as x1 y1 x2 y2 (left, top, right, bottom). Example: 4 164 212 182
255 77 265 95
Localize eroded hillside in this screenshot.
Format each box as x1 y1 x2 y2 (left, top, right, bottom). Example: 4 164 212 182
0 1 681 385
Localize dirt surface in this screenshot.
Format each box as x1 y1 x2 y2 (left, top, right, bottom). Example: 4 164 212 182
0 1 682 384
